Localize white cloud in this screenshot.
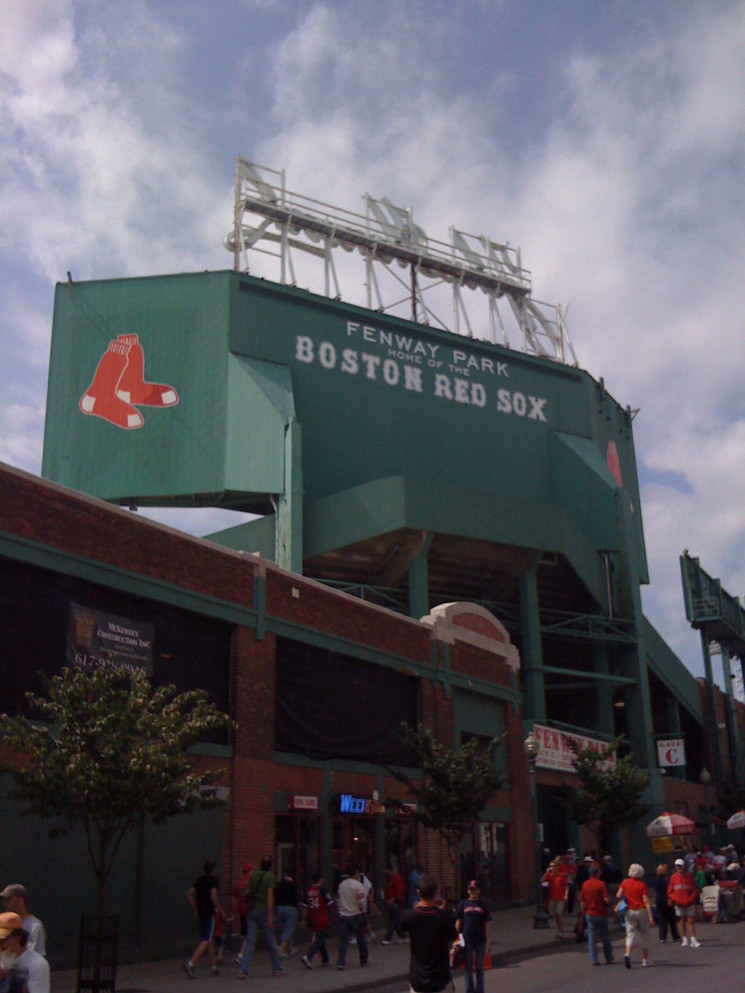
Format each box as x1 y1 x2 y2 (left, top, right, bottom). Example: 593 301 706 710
2 0 744 685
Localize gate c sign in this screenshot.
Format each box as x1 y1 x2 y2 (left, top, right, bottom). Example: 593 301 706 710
657 738 686 768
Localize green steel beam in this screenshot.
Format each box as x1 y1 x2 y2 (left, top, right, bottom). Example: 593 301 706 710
543 665 636 684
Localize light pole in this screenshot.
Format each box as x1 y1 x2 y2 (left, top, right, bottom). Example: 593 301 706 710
524 732 550 929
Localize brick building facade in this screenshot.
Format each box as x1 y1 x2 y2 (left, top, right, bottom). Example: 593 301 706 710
0 462 532 966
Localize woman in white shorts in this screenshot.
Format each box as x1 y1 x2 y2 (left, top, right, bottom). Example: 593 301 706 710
616 864 655 968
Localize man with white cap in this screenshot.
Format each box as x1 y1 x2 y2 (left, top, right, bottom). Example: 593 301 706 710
0 911 50 993
0 885 46 956
667 858 700 947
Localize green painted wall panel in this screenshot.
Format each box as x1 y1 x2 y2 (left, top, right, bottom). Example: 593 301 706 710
550 432 619 551
209 515 276 559
229 277 587 507
43 270 647 580
225 355 292 493
43 272 234 502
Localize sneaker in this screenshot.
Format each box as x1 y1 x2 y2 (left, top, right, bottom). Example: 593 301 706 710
209 966 220 976
337 964 346 970
349 937 357 945
681 937 689 947
183 962 195 979
642 959 651 967
382 939 392 945
234 955 243 965
624 954 631 970
690 937 700 948
236 973 247 981
301 955 312 970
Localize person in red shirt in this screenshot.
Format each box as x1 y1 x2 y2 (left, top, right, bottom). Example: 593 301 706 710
231 863 253 963
667 858 700 947
300 872 336 969
579 866 613 966
382 868 405 944
616 863 654 969
541 858 568 936
557 852 578 914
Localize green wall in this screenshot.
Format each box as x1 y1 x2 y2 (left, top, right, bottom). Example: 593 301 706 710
42 270 646 579
0 775 225 970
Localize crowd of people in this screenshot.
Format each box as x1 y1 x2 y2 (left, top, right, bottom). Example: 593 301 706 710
182 857 494 992
540 843 745 970
182 843 745 983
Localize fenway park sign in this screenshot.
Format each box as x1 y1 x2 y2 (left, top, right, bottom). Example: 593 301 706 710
532 723 616 773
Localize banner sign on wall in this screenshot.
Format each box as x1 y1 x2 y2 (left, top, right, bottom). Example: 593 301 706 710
67 602 155 675
657 737 686 768
532 723 617 773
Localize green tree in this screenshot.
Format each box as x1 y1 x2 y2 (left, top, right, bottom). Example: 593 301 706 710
0 665 232 926
389 722 505 897
561 736 649 854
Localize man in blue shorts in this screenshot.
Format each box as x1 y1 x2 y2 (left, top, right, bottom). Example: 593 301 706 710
184 859 229 978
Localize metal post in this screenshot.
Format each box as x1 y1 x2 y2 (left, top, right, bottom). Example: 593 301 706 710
524 733 550 929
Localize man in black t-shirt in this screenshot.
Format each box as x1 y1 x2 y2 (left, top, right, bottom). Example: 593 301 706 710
183 860 229 979
398 874 456 993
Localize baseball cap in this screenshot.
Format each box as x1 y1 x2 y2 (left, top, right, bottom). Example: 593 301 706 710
0 884 26 901
674 858 685 866
467 879 479 890
0 912 23 939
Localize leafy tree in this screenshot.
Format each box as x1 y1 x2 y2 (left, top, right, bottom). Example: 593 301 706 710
389 722 505 896
561 736 649 854
0 665 232 926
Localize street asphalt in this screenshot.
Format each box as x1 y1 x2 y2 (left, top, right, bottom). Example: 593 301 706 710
51 905 625 992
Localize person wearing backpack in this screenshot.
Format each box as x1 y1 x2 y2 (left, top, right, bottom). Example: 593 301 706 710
237 856 284 979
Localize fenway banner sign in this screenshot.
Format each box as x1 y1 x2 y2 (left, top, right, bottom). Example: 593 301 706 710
67 602 155 675
532 723 616 773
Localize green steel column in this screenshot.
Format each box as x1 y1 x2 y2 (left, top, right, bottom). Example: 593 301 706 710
409 533 433 619
276 418 303 574
720 642 739 780
700 631 723 787
322 767 334 883
593 643 614 738
519 567 545 725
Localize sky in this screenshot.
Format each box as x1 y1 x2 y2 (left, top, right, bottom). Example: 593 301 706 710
2 0 744 688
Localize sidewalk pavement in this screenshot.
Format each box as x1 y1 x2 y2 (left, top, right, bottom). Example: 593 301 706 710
51 907 616 993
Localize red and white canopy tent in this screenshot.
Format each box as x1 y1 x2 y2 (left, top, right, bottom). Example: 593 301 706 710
645 812 695 838
726 810 745 831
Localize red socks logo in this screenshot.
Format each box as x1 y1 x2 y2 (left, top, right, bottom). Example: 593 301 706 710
79 334 179 430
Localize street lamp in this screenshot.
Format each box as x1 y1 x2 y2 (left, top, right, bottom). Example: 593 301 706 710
524 732 550 929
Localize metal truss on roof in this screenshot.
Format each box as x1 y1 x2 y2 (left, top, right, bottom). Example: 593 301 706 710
224 156 577 366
